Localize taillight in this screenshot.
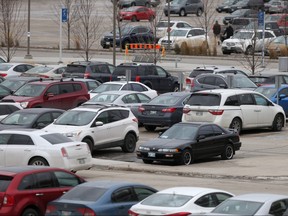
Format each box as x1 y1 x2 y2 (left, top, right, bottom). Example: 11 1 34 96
135 76 141 82
132 118 138 123
165 212 191 216
45 205 56 214
0 74 7 77
138 106 145 112
208 109 224 115
128 210 139 216
183 107 191 114
162 107 176 113
77 207 96 216
61 147 68 157
39 75 49 78
185 78 194 87
3 195 15 206
84 72 90 79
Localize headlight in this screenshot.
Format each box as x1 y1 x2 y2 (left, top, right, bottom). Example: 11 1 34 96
20 102 29 108
139 146 150 151
63 131 82 137
158 148 179 153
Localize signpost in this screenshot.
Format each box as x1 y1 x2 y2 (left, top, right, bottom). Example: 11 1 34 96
258 10 265 68
59 8 68 63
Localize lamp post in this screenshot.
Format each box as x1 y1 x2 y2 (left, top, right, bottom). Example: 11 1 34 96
24 0 32 59
113 0 116 66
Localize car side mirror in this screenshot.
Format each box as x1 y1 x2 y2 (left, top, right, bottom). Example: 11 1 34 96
46 93 54 98
219 84 228 89
197 135 206 141
187 34 192 38
93 121 104 127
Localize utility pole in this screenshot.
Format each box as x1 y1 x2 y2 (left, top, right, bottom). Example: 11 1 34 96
24 0 32 59
113 0 117 66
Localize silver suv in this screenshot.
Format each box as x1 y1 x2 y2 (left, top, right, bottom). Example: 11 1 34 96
164 0 204 17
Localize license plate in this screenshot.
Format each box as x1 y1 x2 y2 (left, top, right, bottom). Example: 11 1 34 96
196 111 203 116
78 158 85 164
227 46 231 50
106 42 110 45
62 211 71 216
148 152 155 157
150 111 157 115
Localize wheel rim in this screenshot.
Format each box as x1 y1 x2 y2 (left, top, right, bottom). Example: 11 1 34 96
183 151 191 165
276 116 283 130
225 146 233 159
32 160 46 166
126 135 135 151
180 10 185 16
231 119 241 133
197 9 202 16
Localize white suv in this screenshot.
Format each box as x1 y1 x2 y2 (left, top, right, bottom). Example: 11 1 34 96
43 105 139 153
182 89 286 134
221 29 276 55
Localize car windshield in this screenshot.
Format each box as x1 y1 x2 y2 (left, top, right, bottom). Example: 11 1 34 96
26 66 53 74
13 84 46 97
160 124 198 140
149 95 181 106
141 193 193 207
186 94 221 106
157 22 174 28
60 186 107 201
170 29 188 37
0 80 27 91
233 31 254 39
89 93 120 103
212 200 263 215
231 76 257 88
1 112 38 125
266 14 282 21
0 176 13 192
41 133 73 144
91 83 122 93
0 64 13 71
54 110 97 126
255 87 277 98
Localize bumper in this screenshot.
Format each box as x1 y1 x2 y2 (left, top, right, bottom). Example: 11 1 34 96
138 116 178 127
222 46 244 53
137 151 182 163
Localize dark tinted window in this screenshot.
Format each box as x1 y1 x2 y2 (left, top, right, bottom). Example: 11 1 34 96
0 105 20 115
112 187 136 202
73 83 82 91
189 70 213 78
54 171 82 187
108 110 126 123
131 83 146 91
47 85 59 95
113 66 138 76
134 187 156 201
198 125 214 138
239 94 254 105
0 175 13 192
59 84 73 94
8 134 34 145
186 94 221 106
41 133 72 144
66 65 86 73
224 95 239 106
18 175 35 190
212 125 225 135
35 172 55 188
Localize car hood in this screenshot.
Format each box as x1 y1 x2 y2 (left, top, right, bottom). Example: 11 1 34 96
140 138 193 148
44 124 87 133
2 95 34 102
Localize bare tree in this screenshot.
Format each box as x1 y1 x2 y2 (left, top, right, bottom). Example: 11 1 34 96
51 0 79 49
0 0 24 62
73 0 103 61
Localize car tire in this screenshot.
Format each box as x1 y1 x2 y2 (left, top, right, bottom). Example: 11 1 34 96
222 50 231 55
83 138 94 154
180 149 193 165
196 8 203 16
122 133 137 153
179 9 186 16
143 159 153 164
164 12 168 16
22 208 39 216
144 125 156 132
229 118 242 134
272 114 283 131
149 15 155 22
172 83 180 92
221 144 234 160
245 46 254 55
29 157 49 166
131 15 137 22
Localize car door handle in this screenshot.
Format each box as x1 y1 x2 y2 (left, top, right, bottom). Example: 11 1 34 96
24 149 31 152
254 110 261 112
35 193 44 196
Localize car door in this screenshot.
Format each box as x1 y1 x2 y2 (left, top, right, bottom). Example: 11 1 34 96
277 87 288 116
42 84 62 109
252 93 275 126
186 0 195 13
106 109 129 142
155 66 174 93
0 134 9 166
92 110 110 146
238 93 258 128
194 125 216 159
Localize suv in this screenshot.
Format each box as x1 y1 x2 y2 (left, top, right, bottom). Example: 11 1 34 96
221 29 276 55
111 63 179 93
62 61 115 83
163 0 204 17
43 105 139 153
101 25 154 49
229 0 264 13
2 79 90 110
0 166 84 216
182 89 286 134
216 0 242 13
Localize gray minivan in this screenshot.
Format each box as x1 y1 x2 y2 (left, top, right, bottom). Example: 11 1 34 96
164 0 204 17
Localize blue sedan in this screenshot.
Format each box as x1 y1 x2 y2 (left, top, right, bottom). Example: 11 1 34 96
45 181 157 216
255 84 288 116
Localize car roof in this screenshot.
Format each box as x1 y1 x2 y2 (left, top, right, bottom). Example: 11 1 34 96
157 187 231 196
96 90 144 95
3 76 43 81
196 89 255 95
161 92 191 97
230 193 288 202
102 81 143 85
12 108 64 114
73 105 130 112
0 166 70 176
67 61 110 66
79 180 152 189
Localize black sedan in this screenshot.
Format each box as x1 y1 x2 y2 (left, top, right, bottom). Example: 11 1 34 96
136 122 241 165
138 92 191 132
222 9 257 25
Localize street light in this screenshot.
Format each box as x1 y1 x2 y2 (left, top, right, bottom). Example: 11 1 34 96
24 0 32 59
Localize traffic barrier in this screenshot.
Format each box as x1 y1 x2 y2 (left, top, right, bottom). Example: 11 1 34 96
129 43 161 50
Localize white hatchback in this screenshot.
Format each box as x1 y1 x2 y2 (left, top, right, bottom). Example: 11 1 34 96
182 89 286 134
0 129 92 172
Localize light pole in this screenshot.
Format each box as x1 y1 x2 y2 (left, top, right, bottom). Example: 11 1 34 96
24 0 32 59
113 0 116 66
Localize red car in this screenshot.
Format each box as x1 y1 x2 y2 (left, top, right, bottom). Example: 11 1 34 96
0 166 85 216
119 6 155 22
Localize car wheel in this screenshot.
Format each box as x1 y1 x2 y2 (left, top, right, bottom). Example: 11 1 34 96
29 157 49 166
122 133 136 153
143 159 153 164
272 114 283 131
122 40 129 49
83 138 94 154
22 208 39 216
131 15 137 22
144 125 156 132
164 12 168 16
222 50 231 55
172 83 180 92
196 8 203 16
245 46 254 55
180 149 193 165
149 15 154 22
179 9 186 16
229 118 242 134
221 144 234 160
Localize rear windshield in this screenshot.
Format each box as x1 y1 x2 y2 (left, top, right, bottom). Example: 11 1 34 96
0 176 13 192
186 94 221 106
150 94 183 106
65 65 86 74
189 70 213 78
61 186 106 201
41 133 72 144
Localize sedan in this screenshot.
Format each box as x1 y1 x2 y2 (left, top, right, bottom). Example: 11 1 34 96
0 129 92 172
129 187 234 216
222 9 258 25
21 64 67 79
0 63 34 78
137 92 191 131
45 180 158 216
0 108 64 130
119 6 155 22
136 122 241 165
208 193 288 216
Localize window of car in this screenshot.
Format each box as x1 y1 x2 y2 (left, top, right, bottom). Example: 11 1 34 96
215 77 227 87
137 93 151 103
108 110 128 123
214 193 233 204
112 187 136 202
186 94 221 106
264 32 275 38
198 125 214 138
0 105 20 115
239 94 255 105
253 94 269 106
8 134 34 145
34 172 56 188
195 194 216 207
18 174 35 190
54 171 82 187
279 87 288 96
0 175 13 192
132 83 147 91
200 77 216 85
224 95 240 106
14 65 28 72
96 111 109 124
269 200 288 216
59 83 74 94
212 125 225 135
34 113 53 128
134 187 156 201
122 94 138 104
155 66 167 77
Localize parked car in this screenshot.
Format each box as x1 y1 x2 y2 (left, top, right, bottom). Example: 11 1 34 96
138 91 191 131
46 180 158 216
0 63 34 78
112 63 179 93
101 25 154 49
264 0 281 13
221 29 276 55
216 0 242 13
129 187 234 215
0 102 22 121
0 108 64 130
43 105 139 153
189 74 257 92
89 81 158 99
229 17 257 33
119 6 155 22
266 13 288 33
2 79 90 110
267 35 288 56
222 9 258 25
62 61 115 83
0 76 43 93
0 166 85 216
0 129 92 171
136 122 241 165
163 0 204 17
255 84 288 116
245 20 285 36
21 64 66 79
269 0 288 13
83 91 151 119
116 0 152 8
0 84 13 99
249 73 288 86
228 0 264 13
182 89 286 134
208 193 288 216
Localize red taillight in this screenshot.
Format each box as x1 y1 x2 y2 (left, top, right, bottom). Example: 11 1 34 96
0 74 7 77
77 207 96 216
84 72 90 79
3 195 15 206
61 147 68 157
185 78 194 87
132 118 138 123
165 212 191 216
162 107 176 113
208 109 224 115
138 106 145 112
45 205 56 214
128 210 139 216
135 76 141 82
183 107 191 114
